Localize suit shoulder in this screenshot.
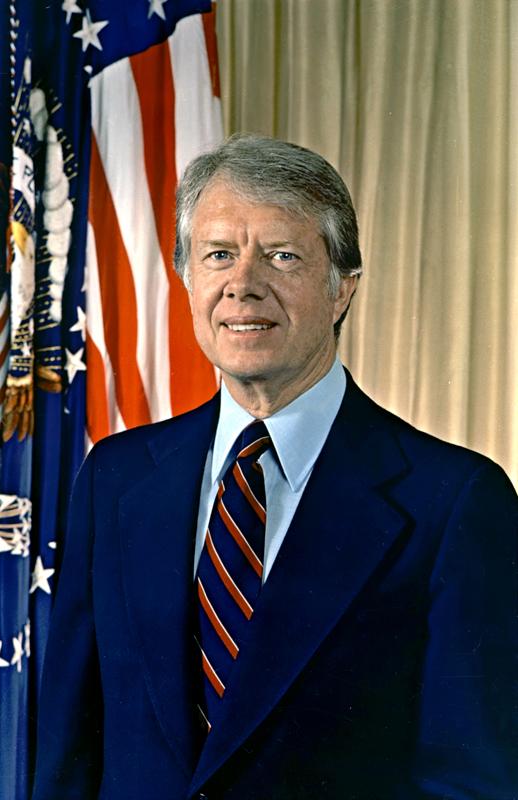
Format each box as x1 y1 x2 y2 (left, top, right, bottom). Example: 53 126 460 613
85 394 219 475
346 375 516 496
388 405 504 479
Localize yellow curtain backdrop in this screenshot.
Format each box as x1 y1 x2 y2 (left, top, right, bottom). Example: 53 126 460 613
216 0 518 488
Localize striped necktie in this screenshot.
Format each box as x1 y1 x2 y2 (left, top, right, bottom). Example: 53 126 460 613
195 420 270 732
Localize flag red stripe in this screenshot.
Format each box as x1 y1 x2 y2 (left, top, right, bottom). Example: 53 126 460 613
89 134 152 428
130 43 177 275
131 41 217 417
168 272 217 416
85 330 111 443
202 6 221 98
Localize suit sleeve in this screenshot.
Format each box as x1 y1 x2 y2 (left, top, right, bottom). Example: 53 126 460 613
411 461 518 800
31 449 103 800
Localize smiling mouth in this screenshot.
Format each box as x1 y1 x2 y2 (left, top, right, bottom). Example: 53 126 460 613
225 323 274 331
222 317 276 332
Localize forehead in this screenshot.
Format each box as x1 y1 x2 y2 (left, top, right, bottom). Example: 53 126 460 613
191 179 321 239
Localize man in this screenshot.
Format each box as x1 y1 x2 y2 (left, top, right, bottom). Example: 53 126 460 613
33 135 517 799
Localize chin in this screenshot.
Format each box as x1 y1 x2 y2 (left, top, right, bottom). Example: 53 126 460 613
220 359 278 384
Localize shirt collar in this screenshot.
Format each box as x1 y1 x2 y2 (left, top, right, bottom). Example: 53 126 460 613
212 358 346 491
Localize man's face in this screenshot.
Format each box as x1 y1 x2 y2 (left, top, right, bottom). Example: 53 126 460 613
188 180 356 405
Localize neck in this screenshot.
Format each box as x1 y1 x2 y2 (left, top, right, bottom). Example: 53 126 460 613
221 355 337 419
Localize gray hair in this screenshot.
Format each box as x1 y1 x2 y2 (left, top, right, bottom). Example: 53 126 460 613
174 134 362 332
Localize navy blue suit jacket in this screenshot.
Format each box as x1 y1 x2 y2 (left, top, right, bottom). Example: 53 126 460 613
32 372 518 799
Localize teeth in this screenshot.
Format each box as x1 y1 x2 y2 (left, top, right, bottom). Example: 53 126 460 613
227 323 272 331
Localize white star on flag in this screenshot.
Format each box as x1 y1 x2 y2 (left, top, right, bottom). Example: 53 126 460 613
62 0 82 25
30 556 55 595
65 347 87 384
11 634 23 673
69 306 86 341
148 0 169 20
0 641 9 668
73 9 109 52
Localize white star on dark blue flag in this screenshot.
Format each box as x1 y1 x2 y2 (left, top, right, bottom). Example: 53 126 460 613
148 0 170 20
73 10 109 52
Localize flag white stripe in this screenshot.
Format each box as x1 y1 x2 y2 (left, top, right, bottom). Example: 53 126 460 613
170 14 224 181
90 61 172 423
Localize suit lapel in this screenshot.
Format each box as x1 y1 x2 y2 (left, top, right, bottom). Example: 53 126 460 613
189 377 411 795
118 398 219 778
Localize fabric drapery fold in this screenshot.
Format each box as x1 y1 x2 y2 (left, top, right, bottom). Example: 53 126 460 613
217 0 518 489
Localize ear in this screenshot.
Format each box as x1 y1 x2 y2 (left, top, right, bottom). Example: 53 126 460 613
333 276 358 323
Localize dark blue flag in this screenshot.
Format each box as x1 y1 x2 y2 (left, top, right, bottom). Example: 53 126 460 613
0 1 211 797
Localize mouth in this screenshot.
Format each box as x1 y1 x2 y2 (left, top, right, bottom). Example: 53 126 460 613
222 318 276 332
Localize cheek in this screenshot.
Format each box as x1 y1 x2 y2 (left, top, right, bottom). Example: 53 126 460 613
190 290 219 339
289 284 335 325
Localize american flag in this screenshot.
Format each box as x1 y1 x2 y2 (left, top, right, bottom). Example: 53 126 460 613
0 1 222 797
86 10 222 441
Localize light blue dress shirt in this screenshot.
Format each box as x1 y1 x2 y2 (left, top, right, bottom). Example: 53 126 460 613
193 359 346 582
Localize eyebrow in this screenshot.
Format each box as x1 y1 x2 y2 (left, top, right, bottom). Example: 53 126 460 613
196 240 300 249
196 239 235 248
261 241 298 248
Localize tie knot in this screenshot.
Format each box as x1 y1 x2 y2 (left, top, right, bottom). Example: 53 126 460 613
238 421 270 460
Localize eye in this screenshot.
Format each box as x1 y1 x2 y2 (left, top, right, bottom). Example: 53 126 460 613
270 251 299 266
205 250 233 265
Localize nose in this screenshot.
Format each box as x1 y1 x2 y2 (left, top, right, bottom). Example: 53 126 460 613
223 254 268 301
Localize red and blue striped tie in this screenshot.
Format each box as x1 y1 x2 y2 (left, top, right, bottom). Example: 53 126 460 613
195 420 270 732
